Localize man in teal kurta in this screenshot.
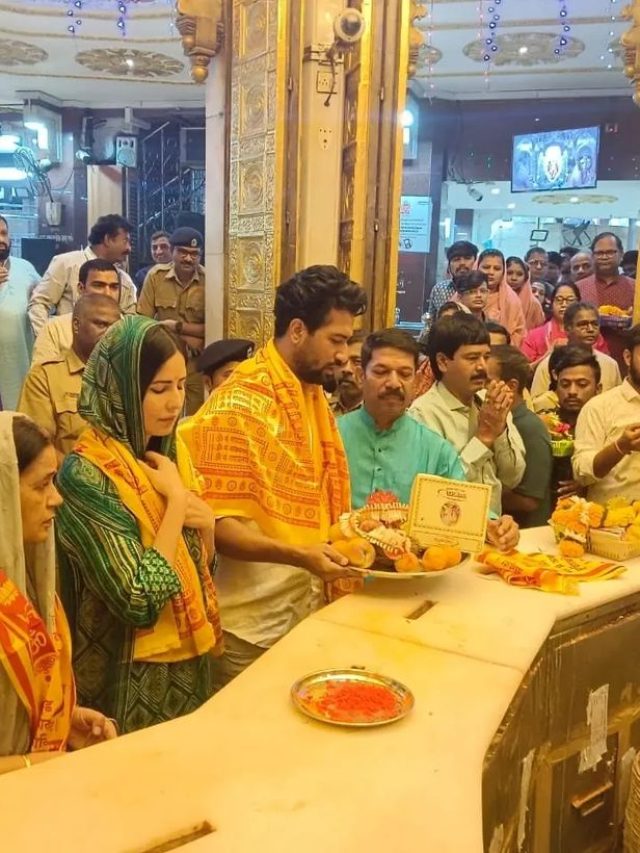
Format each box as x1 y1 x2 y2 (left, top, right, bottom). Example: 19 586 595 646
337 329 465 508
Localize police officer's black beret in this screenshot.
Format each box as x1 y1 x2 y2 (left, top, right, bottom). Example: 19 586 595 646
196 339 255 376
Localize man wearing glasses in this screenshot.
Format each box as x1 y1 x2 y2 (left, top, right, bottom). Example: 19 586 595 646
530 301 621 400
137 227 206 414
578 232 634 369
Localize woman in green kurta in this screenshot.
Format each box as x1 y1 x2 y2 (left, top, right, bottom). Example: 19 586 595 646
55 315 222 734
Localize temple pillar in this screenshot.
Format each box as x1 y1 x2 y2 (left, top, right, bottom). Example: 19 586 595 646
178 0 413 341
203 44 227 343
337 0 411 330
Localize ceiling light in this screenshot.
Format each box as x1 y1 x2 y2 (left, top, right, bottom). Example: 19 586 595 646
570 196 580 203
0 135 20 154
125 58 135 68
490 187 501 195
518 46 528 55
400 109 414 128
0 167 27 181
507 203 516 210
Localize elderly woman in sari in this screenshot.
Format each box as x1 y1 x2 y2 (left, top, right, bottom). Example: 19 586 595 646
0 413 115 773
55 316 222 734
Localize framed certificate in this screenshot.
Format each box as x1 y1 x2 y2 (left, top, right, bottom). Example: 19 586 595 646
408 475 491 553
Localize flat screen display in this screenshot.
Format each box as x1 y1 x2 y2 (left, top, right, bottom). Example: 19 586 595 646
511 126 600 193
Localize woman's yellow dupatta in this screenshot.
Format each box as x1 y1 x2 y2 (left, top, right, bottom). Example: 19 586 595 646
0 573 74 751
75 428 222 663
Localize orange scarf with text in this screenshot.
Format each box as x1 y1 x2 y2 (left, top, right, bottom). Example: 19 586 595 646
179 339 351 544
74 429 222 663
0 572 74 751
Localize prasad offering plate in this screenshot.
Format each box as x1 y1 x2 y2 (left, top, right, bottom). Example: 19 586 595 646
291 668 414 727
349 552 470 579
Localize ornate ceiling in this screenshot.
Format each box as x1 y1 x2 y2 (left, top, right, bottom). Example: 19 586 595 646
0 0 201 107
0 0 633 107
413 0 631 100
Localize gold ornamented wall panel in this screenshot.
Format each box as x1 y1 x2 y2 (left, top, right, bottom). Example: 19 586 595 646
338 0 410 330
227 0 288 343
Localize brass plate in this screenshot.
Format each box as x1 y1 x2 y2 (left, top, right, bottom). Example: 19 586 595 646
291 668 415 728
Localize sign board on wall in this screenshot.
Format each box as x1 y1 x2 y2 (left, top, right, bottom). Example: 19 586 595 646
399 195 432 253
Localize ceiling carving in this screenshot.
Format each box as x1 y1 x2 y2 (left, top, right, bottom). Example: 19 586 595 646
0 38 48 66
0 0 633 104
410 0 630 99
463 33 585 67
75 47 184 78
0 0 201 106
532 194 619 205
419 44 443 66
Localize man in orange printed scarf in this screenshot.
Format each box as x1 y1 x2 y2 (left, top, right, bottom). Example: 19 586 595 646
179 266 367 686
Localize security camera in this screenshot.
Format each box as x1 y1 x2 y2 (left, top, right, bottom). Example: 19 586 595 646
75 149 93 164
333 8 365 46
467 185 483 203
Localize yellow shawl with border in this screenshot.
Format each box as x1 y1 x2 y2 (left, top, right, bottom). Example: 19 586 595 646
179 339 351 545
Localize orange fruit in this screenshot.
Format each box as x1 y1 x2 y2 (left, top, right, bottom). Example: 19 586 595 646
332 538 376 568
441 546 462 568
394 552 421 573
328 522 346 543
420 546 449 572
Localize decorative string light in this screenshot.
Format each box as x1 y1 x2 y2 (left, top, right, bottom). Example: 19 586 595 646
484 0 503 61
65 0 136 36
601 0 619 72
555 1 571 56
476 1 490 87
425 0 436 93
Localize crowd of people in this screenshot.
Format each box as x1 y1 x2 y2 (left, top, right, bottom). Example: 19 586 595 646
1 210 640 773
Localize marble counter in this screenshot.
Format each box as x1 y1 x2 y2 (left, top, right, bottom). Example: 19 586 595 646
1 527 639 852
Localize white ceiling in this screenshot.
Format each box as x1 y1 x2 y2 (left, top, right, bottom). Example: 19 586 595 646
0 0 634 108
0 0 205 108
413 0 633 100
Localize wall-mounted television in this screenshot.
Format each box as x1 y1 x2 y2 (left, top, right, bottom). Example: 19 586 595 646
511 126 600 193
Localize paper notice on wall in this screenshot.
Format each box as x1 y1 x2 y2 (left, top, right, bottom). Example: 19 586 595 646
517 749 535 851
399 196 432 253
579 684 609 773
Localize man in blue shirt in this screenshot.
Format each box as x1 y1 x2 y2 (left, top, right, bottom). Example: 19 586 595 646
338 329 520 552
338 328 464 507
427 240 478 319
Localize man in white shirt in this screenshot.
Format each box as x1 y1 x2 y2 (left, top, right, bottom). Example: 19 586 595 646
31 259 121 364
573 324 640 503
28 214 136 336
409 314 526 516
531 302 620 399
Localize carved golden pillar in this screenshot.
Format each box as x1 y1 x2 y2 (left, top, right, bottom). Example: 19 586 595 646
225 0 299 343
339 0 411 331
178 0 411 340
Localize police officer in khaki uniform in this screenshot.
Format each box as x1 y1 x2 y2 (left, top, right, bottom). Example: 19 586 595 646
18 294 122 462
137 226 206 415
